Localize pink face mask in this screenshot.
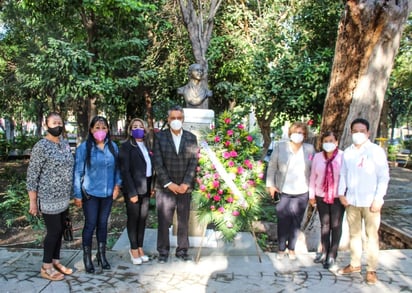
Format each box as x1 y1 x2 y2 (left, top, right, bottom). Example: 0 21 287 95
93 130 107 142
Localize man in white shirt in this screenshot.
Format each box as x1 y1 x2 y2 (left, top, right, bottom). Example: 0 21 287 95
337 118 390 285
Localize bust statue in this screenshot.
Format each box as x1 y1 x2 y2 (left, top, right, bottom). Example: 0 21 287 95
178 63 213 109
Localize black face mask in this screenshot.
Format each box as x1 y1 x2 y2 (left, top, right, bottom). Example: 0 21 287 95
47 126 63 137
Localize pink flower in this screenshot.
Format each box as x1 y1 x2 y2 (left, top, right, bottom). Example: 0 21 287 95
210 205 216 210
223 152 231 159
232 210 240 216
213 173 219 179
218 189 224 195
218 207 225 213
224 118 231 124
196 166 201 172
226 221 233 228
206 193 211 199
226 197 234 203
224 141 231 147
228 161 235 167
213 195 221 201
248 180 255 186
237 124 245 129
230 150 238 157
246 135 253 142
258 173 264 179
214 136 221 142
307 119 314 126
244 159 253 169
212 180 220 188
237 166 244 174
227 129 234 136
200 185 206 191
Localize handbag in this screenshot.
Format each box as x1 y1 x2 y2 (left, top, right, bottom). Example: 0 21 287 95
273 191 281 204
81 176 91 201
63 216 73 241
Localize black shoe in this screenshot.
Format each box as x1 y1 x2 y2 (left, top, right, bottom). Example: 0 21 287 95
175 253 192 261
158 255 168 264
314 253 327 264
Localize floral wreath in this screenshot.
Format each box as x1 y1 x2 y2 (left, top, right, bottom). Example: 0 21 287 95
193 111 266 241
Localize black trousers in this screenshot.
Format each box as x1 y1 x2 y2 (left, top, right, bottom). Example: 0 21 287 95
276 192 308 251
315 196 345 259
42 209 68 263
126 196 150 249
156 189 191 256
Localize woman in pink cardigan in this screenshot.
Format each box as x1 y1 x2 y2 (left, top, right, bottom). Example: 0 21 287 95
309 131 344 271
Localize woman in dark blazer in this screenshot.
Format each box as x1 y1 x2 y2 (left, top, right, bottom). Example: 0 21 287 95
119 118 153 265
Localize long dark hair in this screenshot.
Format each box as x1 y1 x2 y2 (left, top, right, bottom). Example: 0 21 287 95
85 116 118 168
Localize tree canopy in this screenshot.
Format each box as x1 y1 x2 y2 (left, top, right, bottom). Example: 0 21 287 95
0 0 410 149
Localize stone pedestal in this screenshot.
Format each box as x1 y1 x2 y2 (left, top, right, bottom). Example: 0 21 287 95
179 108 214 236
183 108 214 141
172 211 206 237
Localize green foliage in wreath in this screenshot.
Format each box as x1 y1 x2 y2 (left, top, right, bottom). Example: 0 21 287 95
193 111 266 241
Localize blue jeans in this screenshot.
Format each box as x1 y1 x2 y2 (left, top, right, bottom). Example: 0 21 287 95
82 195 113 247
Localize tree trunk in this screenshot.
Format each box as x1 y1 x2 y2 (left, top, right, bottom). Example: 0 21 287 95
178 0 223 101
77 7 98 141
378 99 389 139
320 0 411 149
144 90 155 149
76 97 89 144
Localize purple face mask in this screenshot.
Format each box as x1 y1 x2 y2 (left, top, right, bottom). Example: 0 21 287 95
93 130 107 142
131 128 145 139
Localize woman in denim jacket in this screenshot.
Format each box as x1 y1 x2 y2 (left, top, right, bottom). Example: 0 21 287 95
73 116 122 273
266 122 315 260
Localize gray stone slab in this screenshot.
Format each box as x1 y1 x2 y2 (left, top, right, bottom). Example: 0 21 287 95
112 228 262 257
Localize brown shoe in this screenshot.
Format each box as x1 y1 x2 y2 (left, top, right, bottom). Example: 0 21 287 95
337 264 361 275
366 271 377 285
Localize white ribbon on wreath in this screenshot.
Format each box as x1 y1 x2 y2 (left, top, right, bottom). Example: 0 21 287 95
200 141 247 208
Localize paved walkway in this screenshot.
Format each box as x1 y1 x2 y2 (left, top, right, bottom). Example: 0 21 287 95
1 166 412 292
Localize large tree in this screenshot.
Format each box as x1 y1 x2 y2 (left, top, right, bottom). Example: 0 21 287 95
321 0 412 148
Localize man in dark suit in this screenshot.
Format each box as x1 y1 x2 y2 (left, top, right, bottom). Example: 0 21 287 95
153 105 199 263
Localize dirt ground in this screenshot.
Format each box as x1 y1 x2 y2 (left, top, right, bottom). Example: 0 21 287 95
0 159 156 250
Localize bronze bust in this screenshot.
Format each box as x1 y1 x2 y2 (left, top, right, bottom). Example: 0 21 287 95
178 63 212 109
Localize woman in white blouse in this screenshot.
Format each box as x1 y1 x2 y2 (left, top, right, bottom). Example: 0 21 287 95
119 118 154 265
266 122 315 260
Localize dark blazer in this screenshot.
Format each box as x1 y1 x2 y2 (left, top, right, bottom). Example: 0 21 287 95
153 129 198 192
119 140 153 199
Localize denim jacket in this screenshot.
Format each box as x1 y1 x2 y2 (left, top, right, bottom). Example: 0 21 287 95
73 140 122 199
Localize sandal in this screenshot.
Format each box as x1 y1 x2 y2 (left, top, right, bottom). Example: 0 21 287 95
40 266 64 281
53 263 73 275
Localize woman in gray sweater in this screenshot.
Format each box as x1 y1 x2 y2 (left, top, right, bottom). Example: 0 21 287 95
266 122 315 260
27 112 74 281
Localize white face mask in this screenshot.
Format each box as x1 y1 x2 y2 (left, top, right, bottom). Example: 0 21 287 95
290 133 304 144
170 119 183 131
352 132 367 145
322 142 337 153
